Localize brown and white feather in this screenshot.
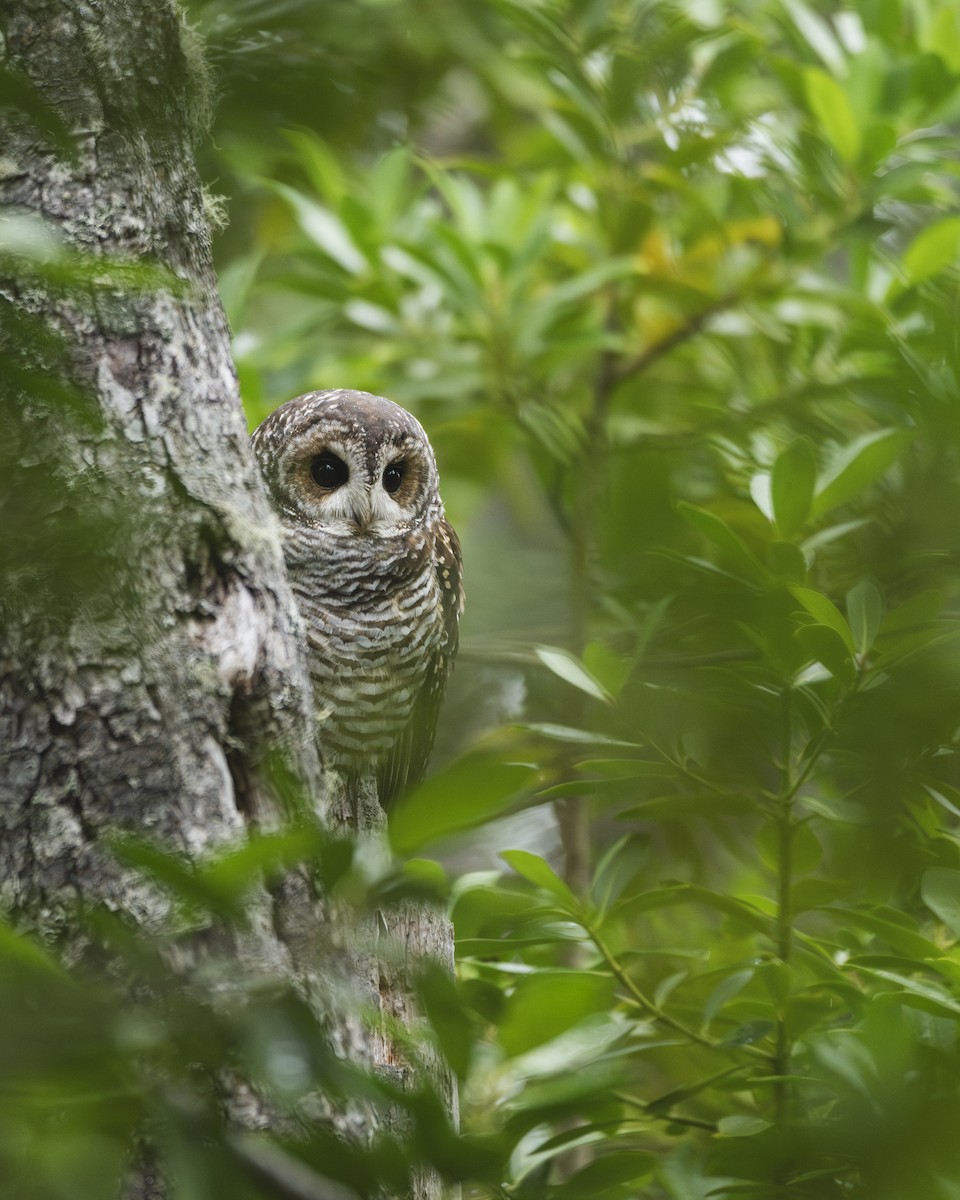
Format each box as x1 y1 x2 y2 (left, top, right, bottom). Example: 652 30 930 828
251 389 463 807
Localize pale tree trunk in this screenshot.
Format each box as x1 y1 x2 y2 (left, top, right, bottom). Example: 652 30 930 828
0 3 454 1197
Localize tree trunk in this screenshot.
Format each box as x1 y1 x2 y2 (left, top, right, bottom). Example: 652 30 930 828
0 3 454 1197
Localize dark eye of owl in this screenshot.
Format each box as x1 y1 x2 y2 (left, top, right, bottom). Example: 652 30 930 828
382 462 404 495
310 451 349 490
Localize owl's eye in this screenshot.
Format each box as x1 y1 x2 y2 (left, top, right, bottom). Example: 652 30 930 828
310 452 349 490
382 462 404 495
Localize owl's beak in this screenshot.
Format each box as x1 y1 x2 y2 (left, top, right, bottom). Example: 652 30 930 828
350 494 373 533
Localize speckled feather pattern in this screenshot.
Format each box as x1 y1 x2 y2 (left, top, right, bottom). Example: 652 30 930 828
251 389 463 805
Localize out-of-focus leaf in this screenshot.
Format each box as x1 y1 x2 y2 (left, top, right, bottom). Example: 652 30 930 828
919 5 960 70
582 642 633 697
677 502 765 582
790 586 856 656
703 969 755 1026
389 752 535 854
771 439 817 538
616 794 756 821
803 67 860 163
716 1115 773 1138
853 967 960 1019
611 884 772 933
757 819 822 875
267 181 368 273
790 878 852 913
575 759 675 779
812 430 914 518
785 0 847 74
0 64 75 157
829 907 940 959
417 961 474 1078
518 724 641 748
501 849 579 911
551 1149 656 1195
846 579 882 656
109 835 247 923
901 216 960 285
0 922 70 980
498 970 615 1056
534 645 614 704
921 869 960 939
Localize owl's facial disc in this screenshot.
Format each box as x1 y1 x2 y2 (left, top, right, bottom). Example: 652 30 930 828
297 437 425 535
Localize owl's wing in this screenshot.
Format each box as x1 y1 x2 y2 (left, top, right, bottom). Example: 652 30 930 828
378 517 464 808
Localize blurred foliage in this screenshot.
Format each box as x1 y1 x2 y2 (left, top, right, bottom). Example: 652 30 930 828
10 0 960 1196
0 206 182 629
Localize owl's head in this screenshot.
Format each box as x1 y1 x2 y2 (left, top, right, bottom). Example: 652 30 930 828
251 389 443 539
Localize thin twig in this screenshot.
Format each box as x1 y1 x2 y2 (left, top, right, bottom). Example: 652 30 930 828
588 922 767 1061
614 1093 719 1133
612 290 747 385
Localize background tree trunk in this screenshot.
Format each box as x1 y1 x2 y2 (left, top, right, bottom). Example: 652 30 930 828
0 3 454 1196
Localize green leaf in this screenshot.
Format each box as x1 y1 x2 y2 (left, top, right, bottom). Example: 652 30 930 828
716 1115 773 1138
803 67 860 163
902 216 960 285
790 877 852 913
575 759 675 779
757 820 822 875
0 921 69 979
590 835 644 912
828 907 940 959
790 586 856 656
846 579 882 656
812 429 913 518
677 502 765 582
795 626 856 683
921 868 960 939
785 0 847 74
616 794 757 821
417 962 474 1078
523 256 639 322
611 884 772 933
765 540 807 582
582 641 633 697
389 753 535 854
268 181 368 273
703 968 755 1026
110 835 247 922
749 471 774 521
771 439 817 538
501 849 579 910
853 967 960 1018
498 970 615 1056
0 65 76 158
205 827 324 881
921 6 960 71
555 1150 656 1194
519 724 641 748
534 645 614 704
644 1065 746 1115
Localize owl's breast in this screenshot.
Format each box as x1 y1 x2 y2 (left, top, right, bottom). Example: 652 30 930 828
291 557 445 765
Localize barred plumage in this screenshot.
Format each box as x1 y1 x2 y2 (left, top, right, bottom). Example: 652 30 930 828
251 389 463 806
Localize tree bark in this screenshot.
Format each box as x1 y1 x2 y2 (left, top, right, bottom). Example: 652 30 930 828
0 3 454 1197
0 0 319 946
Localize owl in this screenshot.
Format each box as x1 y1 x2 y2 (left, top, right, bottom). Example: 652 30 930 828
251 389 463 807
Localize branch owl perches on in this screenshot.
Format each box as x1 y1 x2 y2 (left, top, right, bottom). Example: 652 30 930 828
251 390 464 807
